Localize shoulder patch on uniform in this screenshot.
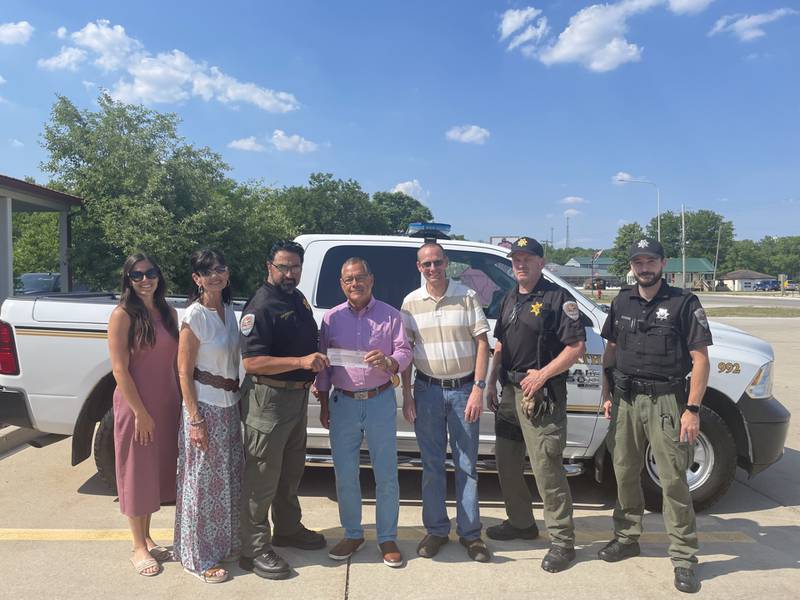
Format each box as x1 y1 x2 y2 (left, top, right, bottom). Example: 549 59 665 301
240 313 255 336
694 308 709 329
563 300 580 321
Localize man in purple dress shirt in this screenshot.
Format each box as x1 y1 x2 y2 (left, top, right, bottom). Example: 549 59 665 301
315 257 412 568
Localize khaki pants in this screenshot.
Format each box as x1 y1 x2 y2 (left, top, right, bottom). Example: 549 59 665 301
497 381 575 548
607 390 698 568
240 381 309 558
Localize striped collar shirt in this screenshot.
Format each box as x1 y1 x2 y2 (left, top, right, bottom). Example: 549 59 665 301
400 280 490 379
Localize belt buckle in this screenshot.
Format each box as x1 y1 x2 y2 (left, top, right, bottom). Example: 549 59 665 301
442 379 456 389
354 391 369 400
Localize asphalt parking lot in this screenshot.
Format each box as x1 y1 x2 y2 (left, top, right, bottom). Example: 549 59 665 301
1 317 798 600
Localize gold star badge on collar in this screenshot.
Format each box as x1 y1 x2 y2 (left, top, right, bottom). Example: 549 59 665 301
517 238 528 247
530 301 543 316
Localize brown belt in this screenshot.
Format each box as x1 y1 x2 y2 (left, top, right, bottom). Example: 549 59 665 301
250 375 313 390
336 380 393 400
193 368 239 392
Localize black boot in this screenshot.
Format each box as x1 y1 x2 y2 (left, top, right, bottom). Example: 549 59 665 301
541 545 576 573
239 550 291 580
486 520 539 541
597 539 641 562
674 567 700 594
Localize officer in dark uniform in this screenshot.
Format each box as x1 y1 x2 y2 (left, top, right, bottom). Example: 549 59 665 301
598 237 712 594
486 236 586 573
238 240 329 580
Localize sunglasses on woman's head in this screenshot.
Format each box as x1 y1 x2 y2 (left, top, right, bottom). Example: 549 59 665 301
197 265 229 277
129 268 159 282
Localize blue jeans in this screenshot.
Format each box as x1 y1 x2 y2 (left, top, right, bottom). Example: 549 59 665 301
329 386 399 543
414 379 481 539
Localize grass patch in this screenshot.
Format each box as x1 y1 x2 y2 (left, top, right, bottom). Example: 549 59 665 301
706 307 800 318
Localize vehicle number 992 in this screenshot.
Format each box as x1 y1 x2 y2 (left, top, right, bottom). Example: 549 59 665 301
718 361 741 374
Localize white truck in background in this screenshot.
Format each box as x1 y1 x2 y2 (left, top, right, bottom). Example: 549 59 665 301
0 233 791 512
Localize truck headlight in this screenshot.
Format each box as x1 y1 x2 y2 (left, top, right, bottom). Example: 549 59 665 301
746 362 773 399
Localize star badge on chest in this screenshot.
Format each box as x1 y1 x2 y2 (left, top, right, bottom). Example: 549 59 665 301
655 307 670 320
530 301 543 316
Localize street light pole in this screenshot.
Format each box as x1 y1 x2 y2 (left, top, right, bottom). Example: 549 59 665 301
615 176 661 241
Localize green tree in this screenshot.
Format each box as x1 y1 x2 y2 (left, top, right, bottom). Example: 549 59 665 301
12 212 60 277
371 191 433 234
544 247 598 266
645 209 734 268
610 222 645 276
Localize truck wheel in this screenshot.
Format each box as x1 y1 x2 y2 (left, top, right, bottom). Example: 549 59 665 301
93 407 118 495
642 405 736 513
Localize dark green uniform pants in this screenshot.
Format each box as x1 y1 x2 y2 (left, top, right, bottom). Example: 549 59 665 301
240 381 309 558
497 381 575 548
607 390 698 569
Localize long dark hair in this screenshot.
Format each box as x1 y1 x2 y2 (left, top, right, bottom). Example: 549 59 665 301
119 253 178 350
186 248 232 306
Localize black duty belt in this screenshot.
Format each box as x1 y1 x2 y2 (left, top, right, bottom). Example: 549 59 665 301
336 381 393 400
250 375 312 390
630 379 683 396
415 371 474 389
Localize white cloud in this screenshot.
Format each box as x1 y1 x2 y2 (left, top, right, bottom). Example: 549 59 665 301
564 208 582 217
392 179 425 199
270 129 318 153
709 9 798 42
446 124 490 145
0 21 34 45
612 171 636 184
502 0 714 72
228 136 266 152
51 20 298 112
667 0 714 15
0 75 5 85
82 80 96 89
56 26 67 39
10 138 24 147
37 46 88 71
561 195 587 204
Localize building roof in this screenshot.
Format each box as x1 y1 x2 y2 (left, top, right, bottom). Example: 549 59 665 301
0 173 83 206
546 264 615 278
721 269 776 280
664 257 714 274
566 256 614 267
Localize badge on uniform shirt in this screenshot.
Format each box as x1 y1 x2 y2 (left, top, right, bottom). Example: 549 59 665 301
694 308 709 329
240 313 255 336
530 301 543 316
563 300 580 321
303 297 311 311
656 307 670 320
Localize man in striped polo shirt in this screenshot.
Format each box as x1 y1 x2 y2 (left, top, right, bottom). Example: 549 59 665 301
401 242 492 563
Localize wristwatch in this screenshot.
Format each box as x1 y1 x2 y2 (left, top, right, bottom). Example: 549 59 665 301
474 380 487 390
685 405 700 414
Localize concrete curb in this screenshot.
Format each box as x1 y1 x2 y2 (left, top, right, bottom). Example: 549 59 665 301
0 426 44 456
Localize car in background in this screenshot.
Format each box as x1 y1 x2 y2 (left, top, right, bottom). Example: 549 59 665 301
14 273 61 295
753 280 780 291
784 281 799 291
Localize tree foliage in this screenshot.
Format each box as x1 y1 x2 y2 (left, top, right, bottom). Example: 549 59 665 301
24 94 436 296
610 222 645 276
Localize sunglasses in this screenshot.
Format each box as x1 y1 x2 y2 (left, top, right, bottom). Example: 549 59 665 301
197 265 229 277
270 262 302 275
129 268 159 282
420 259 445 269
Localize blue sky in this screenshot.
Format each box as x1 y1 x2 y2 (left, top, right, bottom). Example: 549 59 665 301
1 1 798 248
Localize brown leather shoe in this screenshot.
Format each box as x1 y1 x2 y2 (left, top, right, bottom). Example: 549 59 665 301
379 541 404 568
328 538 365 561
417 534 449 558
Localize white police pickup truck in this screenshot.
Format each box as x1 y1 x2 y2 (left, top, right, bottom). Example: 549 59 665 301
0 233 790 512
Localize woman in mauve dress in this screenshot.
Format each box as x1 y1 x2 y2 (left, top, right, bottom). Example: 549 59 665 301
108 253 181 577
173 249 243 583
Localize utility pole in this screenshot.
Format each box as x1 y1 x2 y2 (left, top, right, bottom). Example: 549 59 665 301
550 227 554 252
681 203 686 289
712 223 722 292
565 216 570 249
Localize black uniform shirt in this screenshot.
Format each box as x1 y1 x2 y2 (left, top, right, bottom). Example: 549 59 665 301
493 277 586 373
240 282 319 382
601 281 713 380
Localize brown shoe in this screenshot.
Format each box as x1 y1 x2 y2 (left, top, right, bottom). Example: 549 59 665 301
417 534 449 558
459 536 491 563
378 541 404 568
328 538 365 561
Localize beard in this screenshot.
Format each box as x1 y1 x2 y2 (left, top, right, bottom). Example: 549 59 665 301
634 268 663 288
277 278 297 293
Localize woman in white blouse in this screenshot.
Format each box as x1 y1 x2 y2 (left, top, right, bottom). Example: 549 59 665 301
173 249 243 583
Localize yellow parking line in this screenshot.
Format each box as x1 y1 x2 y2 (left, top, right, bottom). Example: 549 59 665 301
0 528 754 543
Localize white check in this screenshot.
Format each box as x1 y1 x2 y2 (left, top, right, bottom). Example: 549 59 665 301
327 348 369 368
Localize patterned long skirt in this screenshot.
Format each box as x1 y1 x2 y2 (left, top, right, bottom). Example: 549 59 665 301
173 402 244 573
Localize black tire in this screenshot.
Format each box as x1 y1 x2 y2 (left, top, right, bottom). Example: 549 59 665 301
642 405 736 513
93 406 118 495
